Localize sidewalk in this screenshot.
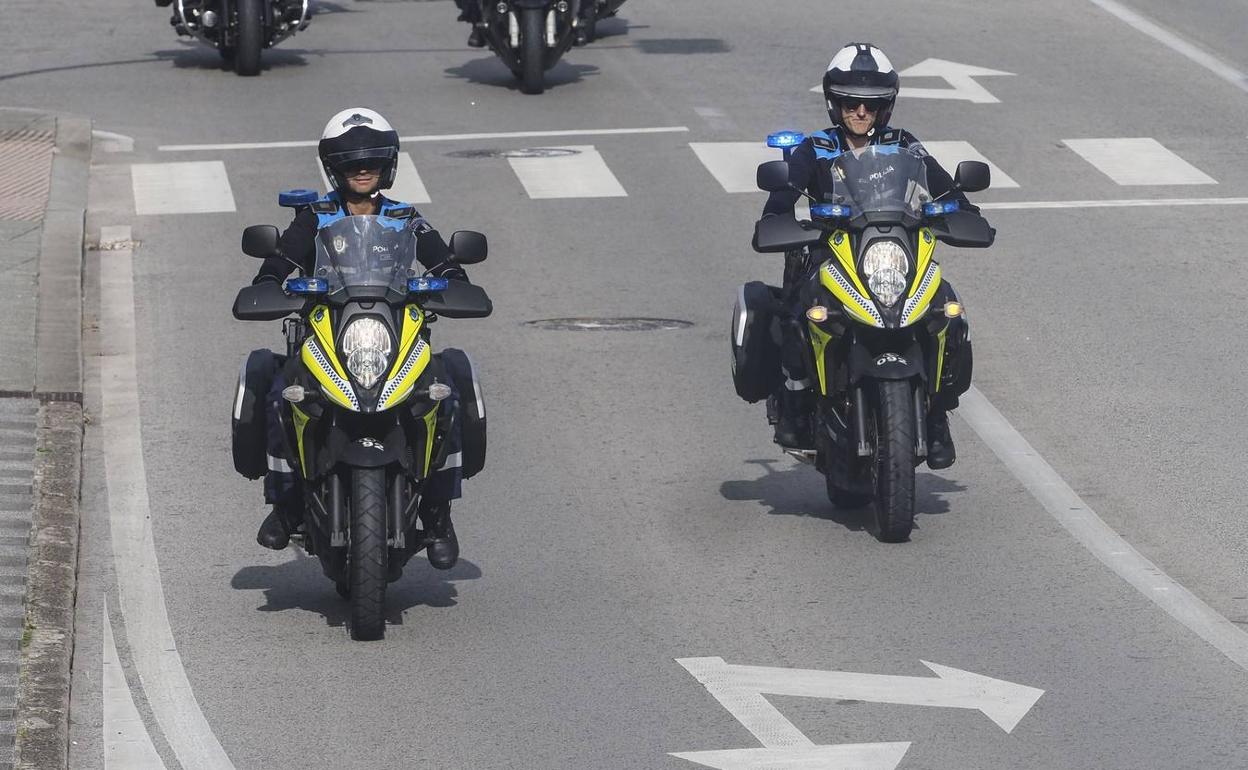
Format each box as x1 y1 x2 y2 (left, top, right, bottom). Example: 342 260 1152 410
0 107 89 770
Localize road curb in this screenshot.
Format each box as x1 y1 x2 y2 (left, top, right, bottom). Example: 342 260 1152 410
5 109 91 770
14 403 82 770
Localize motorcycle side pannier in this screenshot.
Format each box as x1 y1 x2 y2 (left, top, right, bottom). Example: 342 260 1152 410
231 349 283 480
438 348 487 480
730 281 782 403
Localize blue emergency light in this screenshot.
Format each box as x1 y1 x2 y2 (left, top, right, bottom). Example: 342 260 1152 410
285 277 328 295
766 131 805 149
278 189 319 208
408 277 450 293
922 201 961 217
810 203 852 219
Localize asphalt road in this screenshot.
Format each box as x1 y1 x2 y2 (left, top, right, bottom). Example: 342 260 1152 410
5 0 1248 767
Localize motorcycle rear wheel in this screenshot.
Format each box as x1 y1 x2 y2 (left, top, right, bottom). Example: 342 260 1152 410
349 467 388 640
519 8 545 94
870 381 917 542
234 0 264 76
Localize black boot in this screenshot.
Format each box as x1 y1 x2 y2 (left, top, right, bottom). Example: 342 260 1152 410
256 507 291 550
773 388 812 449
927 409 957 470
467 26 486 47
421 500 459 570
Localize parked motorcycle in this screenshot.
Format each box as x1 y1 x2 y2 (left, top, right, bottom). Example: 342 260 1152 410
732 140 993 542
475 0 627 94
168 0 311 76
232 208 492 640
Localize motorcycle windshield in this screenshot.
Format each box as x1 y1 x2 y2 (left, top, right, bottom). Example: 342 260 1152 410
312 216 418 298
829 145 931 220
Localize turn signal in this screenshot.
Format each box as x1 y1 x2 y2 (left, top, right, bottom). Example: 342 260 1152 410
943 302 963 318
281 385 306 403
428 383 453 402
806 305 829 323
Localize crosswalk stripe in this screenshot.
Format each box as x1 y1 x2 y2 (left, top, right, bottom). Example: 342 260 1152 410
1063 138 1216 186
690 142 779 193
920 141 1019 189
316 152 431 204
506 145 627 199
130 161 235 215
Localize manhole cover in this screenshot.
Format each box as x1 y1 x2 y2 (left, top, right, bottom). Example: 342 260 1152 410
446 148 582 159
526 317 694 332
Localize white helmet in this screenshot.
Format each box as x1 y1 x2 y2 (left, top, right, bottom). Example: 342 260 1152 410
822 44 900 136
317 108 400 195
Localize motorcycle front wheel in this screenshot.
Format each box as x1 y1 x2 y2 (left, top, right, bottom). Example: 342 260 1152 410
234 0 264 76
870 380 917 542
519 8 545 94
349 467 388 640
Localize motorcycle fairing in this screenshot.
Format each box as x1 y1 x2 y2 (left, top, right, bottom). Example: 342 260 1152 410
902 228 940 327
378 305 431 411
808 321 835 395
819 260 883 328
302 305 358 410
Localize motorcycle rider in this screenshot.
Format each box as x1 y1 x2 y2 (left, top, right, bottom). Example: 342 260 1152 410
250 107 468 570
762 43 981 469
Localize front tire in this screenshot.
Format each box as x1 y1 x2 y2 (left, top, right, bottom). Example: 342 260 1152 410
234 0 264 76
519 8 545 94
349 467 388 640
871 381 917 542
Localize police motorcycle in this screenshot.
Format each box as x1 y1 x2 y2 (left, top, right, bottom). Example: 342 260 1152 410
476 0 626 94
732 133 993 542
166 0 311 76
232 191 491 640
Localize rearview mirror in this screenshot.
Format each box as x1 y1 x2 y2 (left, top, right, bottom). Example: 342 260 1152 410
752 216 822 253
756 160 792 193
450 230 488 265
242 225 280 259
954 161 991 193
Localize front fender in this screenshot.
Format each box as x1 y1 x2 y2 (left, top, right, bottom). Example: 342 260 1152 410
848 339 927 384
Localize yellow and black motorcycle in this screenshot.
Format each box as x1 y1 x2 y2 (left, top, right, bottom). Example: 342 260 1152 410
733 144 993 541
233 214 491 639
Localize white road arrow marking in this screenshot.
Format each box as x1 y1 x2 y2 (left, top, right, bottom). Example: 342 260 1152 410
671 744 912 770
684 657 1043 733
671 657 914 769
811 58 1015 103
897 59 1016 103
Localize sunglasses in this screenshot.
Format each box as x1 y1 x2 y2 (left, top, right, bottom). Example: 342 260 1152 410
842 98 886 113
341 158 387 174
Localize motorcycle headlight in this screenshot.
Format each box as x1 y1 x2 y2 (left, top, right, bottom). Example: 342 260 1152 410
862 241 910 307
340 317 392 390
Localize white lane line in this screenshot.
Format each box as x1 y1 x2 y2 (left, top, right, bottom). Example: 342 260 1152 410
1063 138 1216 186
980 197 1248 210
130 161 236 215
507 145 627 199
103 598 167 770
99 226 236 770
316 152 431 204
920 140 1019 189
1084 0 1248 94
159 126 691 152
689 142 778 194
959 386 1248 673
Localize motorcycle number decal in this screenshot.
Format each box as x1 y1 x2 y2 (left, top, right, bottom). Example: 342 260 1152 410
876 353 908 366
